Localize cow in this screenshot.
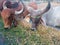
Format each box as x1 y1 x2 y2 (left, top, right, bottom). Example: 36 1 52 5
1 8 17 29
1 0 24 29
42 5 60 28
20 1 60 30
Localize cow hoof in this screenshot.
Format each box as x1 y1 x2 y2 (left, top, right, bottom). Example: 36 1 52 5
31 28 36 31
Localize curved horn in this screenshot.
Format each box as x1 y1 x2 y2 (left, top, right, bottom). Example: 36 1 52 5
15 2 24 15
3 1 7 9
38 1 51 17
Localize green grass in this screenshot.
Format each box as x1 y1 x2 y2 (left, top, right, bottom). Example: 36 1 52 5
0 18 60 45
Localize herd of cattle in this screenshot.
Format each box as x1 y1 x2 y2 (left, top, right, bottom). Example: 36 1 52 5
0 0 60 30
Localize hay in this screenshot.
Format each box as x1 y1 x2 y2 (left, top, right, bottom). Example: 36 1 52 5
19 19 32 28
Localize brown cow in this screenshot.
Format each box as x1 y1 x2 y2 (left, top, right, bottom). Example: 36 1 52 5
1 1 24 29
1 8 17 29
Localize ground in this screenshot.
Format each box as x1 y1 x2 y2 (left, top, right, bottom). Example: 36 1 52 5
0 16 60 45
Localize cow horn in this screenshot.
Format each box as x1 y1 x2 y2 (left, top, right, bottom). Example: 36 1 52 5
3 1 7 9
38 1 51 17
15 2 24 15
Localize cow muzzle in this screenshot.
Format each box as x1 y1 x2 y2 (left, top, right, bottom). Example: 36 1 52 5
4 25 11 29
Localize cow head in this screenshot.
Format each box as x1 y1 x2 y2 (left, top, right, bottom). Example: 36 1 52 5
1 1 26 29
1 8 17 29
31 1 51 31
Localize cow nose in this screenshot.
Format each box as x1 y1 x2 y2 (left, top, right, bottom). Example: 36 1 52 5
4 26 10 30
31 28 36 31
4 28 9 30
